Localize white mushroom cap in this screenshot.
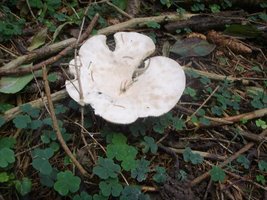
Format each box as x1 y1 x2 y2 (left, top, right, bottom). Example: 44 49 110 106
66 32 186 124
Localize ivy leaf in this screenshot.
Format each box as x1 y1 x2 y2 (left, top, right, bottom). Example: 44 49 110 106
131 158 150 182
54 170 81 196
99 178 123 197
153 166 167 184
237 155 250 169
13 114 31 129
14 177 32 196
120 186 150 200
0 147 15 168
32 148 54 175
141 136 158 154
73 191 92 200
183 147 203 165
210 166 226 182
93 157 121 179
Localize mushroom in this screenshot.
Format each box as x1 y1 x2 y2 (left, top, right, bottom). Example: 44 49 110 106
66 32 186 124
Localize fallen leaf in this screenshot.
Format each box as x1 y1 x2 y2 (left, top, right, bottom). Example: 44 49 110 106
170 37 216 57
27 27 47 51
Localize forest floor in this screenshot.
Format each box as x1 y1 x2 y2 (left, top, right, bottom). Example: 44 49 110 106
0 1 266 200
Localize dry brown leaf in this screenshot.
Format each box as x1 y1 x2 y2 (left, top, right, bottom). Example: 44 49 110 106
207 30 252 54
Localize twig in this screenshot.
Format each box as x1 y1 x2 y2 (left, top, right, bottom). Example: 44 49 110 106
0 38 76 71
0 14 99 76
42 65 88 177
74 122 129 185
25 0 38 24
187 85 220 121
106 1 133 19
182 65 267 85
169 147 226 161
191 129 267 187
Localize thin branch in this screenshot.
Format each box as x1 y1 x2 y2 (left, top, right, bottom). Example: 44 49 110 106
191 129 267 186
106 1 133 19
42 65 88 177
0 14 99 76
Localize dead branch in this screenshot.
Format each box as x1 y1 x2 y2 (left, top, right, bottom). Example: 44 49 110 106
165 11 245 33
0 38 76 71
98 13 195 35
0 13 194 76
42 65 89 177
2 90 67 123
0 14 99 76
191 129 267 187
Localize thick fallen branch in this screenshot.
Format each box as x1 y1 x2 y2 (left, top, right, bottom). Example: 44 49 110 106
0 13 194 76
98 13 195 35
0 14 99 76
165 10 246 33
0 38 76 71
2 89 67 123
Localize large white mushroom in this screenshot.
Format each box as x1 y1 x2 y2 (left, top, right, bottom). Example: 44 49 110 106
66 32 186 124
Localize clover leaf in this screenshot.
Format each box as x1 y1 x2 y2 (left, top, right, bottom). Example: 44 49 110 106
0 147 15 168
258 160 267 172
106 134 137 171
141 136 158 154
13 114 31 129
32 148 54 175
210 166 226 182
99 178 123 197
93 157 121 180
120 186 150 200
20 104 40 118
0 137 16 149
131 158 150 182
73 191 92 200
153 166 167 184
39 168 58 188
54 170 81 196
237 155 250 169
14 177 32 196
183 147 203 165
0 172 10 183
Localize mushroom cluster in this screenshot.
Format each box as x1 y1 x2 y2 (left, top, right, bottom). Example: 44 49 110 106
66 32 186 124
